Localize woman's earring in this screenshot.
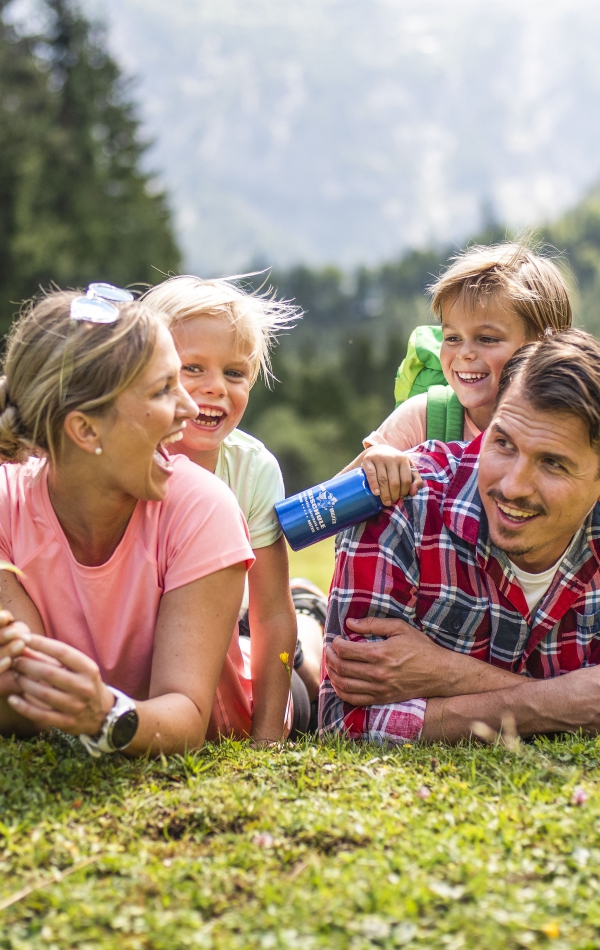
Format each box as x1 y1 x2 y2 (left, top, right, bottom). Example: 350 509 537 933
95 447 102 456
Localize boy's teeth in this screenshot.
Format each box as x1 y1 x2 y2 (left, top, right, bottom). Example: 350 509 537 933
457 372 488 380
497 502 537 520
162 431 184 445
195 408 225 428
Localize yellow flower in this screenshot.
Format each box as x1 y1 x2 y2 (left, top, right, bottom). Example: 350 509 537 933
279 652 290 665
541 922 560 939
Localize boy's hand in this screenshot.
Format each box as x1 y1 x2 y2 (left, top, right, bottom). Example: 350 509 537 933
362 445 423 506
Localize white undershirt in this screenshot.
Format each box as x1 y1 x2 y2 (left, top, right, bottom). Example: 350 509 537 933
509 557 563 616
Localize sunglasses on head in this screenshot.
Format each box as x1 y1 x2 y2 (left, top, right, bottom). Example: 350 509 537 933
70 283 134 324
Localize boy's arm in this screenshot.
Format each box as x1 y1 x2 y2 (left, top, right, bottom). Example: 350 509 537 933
247 536 298 743
339 397 430 503
339 446 423 505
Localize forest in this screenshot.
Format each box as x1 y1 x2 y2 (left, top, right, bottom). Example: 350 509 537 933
4 0 600 492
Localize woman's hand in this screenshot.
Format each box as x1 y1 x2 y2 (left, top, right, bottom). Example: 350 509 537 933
8 635 115 736
362 445 424 506
0 609 37 696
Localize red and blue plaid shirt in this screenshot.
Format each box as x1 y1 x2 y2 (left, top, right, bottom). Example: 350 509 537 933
319 435 600 744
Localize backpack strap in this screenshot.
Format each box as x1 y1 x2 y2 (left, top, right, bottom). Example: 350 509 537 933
426 386 464 441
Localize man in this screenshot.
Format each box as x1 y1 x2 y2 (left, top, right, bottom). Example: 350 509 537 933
320 329 600 743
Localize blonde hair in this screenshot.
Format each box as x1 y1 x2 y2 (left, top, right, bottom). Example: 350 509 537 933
141 275 300 385
0 291 164 463
429 242 572 338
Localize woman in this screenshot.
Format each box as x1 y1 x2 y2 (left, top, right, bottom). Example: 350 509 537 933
0 284 254 757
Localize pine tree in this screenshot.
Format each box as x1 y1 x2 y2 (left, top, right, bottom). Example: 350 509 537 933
0 0 181 330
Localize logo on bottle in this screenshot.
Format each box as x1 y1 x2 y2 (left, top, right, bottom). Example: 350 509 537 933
315 489 338 511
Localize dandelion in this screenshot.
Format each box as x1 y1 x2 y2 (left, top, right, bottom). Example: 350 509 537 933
541 922 560 939
280 650 293 742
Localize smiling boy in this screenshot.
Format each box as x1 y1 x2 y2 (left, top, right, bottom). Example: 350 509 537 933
321 330 600 744
346 243 572 504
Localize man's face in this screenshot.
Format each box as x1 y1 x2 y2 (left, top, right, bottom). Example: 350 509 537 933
478 384 600 572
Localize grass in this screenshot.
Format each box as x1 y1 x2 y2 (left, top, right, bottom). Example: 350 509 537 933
2 732 600 947
287 536 336 595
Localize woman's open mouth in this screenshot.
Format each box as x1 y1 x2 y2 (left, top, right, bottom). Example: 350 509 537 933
153 430 184 474
191 407 226 430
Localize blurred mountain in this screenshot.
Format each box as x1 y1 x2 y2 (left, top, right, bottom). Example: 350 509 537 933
80 0 600 276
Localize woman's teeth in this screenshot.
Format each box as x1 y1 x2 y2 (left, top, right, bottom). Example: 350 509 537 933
162 430 184 445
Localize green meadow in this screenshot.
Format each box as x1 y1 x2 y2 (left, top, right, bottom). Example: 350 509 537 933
1 731 599 948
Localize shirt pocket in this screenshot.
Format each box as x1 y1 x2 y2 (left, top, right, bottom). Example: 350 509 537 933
416 596 488 653
573 612 600 663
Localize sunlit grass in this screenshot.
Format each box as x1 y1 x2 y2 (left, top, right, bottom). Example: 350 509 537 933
2 732 600 947
287 535 336 595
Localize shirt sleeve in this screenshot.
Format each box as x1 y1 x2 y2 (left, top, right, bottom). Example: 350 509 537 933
318 500 427 744
159 458 255 594
363 393 428 451
246 448 285 550
0 466 12 563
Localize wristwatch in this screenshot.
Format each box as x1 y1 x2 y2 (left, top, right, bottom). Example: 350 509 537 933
79 687 139 758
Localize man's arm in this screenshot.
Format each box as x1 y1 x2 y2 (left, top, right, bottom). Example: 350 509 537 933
421 666 600 743
325 616 523 706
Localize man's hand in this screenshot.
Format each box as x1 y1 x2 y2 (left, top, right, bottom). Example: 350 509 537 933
326 616 523 706
325 617 448 705
362 446 424 506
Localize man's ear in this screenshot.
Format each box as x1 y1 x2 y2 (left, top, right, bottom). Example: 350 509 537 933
63 410 102 455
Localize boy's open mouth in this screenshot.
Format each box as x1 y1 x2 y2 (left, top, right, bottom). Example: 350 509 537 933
456 372 490 385
192 407 226 429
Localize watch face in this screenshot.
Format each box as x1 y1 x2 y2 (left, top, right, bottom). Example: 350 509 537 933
110 709 139 750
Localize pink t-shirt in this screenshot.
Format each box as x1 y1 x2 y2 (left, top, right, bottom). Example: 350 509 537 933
0 455 255 734
363 392 481 451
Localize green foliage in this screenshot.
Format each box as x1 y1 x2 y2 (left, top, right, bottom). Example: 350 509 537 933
2 732 600 947
543 185 600 337
0 0 180 330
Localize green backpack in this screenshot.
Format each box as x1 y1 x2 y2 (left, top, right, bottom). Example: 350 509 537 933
394 325 464 442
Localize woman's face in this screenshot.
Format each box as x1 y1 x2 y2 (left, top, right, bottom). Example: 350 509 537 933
94 324 198 501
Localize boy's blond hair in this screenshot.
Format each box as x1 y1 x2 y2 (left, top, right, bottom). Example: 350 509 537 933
428 242 572 338
142 275 300 385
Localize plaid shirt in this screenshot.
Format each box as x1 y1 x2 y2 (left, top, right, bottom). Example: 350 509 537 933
319 435 600 744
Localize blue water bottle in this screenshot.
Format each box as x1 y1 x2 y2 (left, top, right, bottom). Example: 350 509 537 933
274 468 384 551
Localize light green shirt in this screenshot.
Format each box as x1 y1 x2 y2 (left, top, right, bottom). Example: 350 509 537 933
214 428 284 550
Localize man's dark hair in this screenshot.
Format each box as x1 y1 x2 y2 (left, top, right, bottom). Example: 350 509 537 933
495 329 600 447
